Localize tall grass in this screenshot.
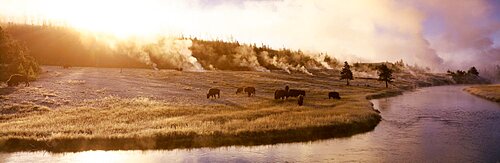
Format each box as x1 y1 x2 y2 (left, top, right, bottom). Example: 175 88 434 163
464 84 500 102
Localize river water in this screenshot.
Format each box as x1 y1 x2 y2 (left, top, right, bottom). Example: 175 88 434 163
1 86 499 162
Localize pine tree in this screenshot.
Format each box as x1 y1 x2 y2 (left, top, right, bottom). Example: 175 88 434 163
377 64 393 88
468 66 479 76
340 61 353 86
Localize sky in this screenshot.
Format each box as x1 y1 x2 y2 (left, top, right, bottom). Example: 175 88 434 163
0 0 499 71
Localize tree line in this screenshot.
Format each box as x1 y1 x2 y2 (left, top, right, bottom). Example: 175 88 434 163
447 67 489 84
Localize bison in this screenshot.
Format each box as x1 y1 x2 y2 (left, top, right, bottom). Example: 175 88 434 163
207 88 220 99
298 95 304 106
236 87 244 94
287 89 306 98
7 74 29 87
244 87 255 97
274 89 287 100
328 92 341 99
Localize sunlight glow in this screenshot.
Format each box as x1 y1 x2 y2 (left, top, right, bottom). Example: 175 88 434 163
0 0 198 38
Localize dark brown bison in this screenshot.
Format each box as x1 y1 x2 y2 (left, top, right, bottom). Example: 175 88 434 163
7 74 29 87
298 95 304 106
329 92 341 99
244 87 255 97
207 88 220 99
274 89 287 100
62 64 71 69
287 89 305 98
236 87 243 94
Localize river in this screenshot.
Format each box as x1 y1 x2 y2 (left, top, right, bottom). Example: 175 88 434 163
1 86 499 162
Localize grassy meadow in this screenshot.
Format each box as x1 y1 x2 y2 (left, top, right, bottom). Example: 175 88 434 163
464 84 500 102
0 66 450 152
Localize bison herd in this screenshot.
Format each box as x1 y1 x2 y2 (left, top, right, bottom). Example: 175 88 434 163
274 86 305 100
208 85 341 106
5 73 341 107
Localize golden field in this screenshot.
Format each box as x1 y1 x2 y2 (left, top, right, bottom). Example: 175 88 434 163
0 66 450 152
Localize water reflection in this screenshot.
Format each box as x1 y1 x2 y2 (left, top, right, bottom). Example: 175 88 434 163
1 140 385 162
1 86 499 162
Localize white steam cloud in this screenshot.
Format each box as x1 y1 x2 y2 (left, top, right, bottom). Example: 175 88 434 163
413 0 500 71
81 33 204 71
234 45 269 72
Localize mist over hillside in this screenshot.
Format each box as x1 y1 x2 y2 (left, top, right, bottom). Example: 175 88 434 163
3 23 499 82
3 24 339 74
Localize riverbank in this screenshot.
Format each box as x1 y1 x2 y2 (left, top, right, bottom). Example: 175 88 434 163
464 84 500 102
0 66 451 152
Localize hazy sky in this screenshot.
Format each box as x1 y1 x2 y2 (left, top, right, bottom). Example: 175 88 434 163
0 0 499 70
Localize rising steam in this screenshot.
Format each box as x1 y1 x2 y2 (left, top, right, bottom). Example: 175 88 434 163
77 32 332 74
82 34 204 71
233 45 269 72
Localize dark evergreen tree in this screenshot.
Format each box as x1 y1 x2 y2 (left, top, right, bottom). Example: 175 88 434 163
340 61 353 86
377 64 393 88
468 66 479 76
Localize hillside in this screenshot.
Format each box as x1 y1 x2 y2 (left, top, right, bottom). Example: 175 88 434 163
3 24 338 73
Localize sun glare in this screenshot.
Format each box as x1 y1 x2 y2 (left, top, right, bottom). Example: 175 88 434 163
0 0 198 38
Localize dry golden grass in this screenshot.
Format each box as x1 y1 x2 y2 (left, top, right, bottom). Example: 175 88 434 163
0 66 451 152
0 96 376 138
464 84 500 102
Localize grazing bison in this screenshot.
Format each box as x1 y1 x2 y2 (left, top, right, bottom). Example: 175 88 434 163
7 74 29 87
62 64 71 69
244 87 256 97
274 89 287 100
207 88 220 99
328 92 341 99
287 89 306 98
236 87 243 94
298 95 304 106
